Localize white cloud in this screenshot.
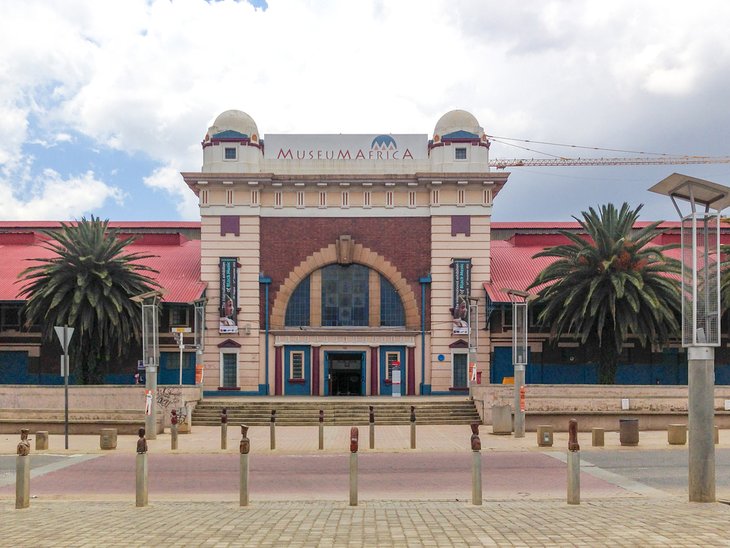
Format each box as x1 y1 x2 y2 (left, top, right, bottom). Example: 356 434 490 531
143 165 198 220
0 168 124 220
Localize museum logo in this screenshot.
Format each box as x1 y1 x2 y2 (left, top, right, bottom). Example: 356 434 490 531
273 134 415 161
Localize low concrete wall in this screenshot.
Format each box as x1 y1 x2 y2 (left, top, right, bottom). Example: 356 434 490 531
471 384 730 430
0 385 202 429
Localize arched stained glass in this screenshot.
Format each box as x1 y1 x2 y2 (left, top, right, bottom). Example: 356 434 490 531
285 275 310 327
380 275 405 326
321 264 369 327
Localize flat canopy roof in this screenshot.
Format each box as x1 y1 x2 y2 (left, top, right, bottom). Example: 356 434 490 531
648 172 730 211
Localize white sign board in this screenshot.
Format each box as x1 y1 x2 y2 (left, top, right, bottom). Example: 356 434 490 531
391 364 401 397
53 326 75 353
264 134 428 161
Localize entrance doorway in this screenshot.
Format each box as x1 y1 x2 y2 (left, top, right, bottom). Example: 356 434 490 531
327 352 365 396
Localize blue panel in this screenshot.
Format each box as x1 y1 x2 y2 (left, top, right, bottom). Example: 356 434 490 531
380 275 405 326
0 351 29 384
379 346 405 395
491 347 513 384
285 276 310 326
284 345 311 396
158 352 196 385
716 363 730 385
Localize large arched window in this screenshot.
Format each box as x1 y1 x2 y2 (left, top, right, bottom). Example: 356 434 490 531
284 264 406 328
322 264 369 326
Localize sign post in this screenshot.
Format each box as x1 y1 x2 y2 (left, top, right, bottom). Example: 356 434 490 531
54 326 74 450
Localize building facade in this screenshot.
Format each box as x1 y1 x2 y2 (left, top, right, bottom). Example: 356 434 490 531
182 109 509 395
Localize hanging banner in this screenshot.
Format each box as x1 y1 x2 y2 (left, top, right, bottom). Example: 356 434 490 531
219 257 239 334
451 259 471 335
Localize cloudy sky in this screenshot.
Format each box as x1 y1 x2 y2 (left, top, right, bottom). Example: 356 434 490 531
2 0 730 222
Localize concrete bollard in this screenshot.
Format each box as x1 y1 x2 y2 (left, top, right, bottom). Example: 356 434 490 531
349 427 358 506
369 406 375 450
619 418 639 446
668 424 687 445
471 423 482 505
567 419 580 505
16 429 30 509
135 428 148 507
319 410 324 451
270 410 276 450
591 427 605 447
221 408 228 450
537 425 554 447
35 431 49 451
100 428 118 450
240 425 250 506
410 406 416 449
491 404 512 435
171 410 179 451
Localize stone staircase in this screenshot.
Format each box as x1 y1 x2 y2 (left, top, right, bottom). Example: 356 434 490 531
192 398 481 426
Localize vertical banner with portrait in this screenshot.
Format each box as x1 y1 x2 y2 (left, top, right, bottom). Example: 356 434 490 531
451 259 471 335
219 257 239 334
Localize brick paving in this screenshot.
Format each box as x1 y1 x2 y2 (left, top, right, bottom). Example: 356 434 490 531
2 498 730 546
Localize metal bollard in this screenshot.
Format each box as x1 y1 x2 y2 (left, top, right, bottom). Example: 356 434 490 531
136 428 148 507
350 427 359 506
471 423 482 505
567 418 580 505
240 425 250 506
16 429 30 509
410 406 416 449
221 408 228 450
369 405 375 450
171 409 179 451
270 410 276 450
319 410 324 450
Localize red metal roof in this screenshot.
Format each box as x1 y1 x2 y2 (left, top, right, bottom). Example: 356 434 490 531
0 221 201 229
0 233 204 303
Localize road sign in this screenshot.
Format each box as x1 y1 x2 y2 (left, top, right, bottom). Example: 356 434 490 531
171 327 192 333
53 326 75 353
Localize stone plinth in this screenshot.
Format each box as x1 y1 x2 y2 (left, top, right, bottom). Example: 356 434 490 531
537 425 553 447
100 428 117 450
668 424 687 445
591 427 604 447
35 431 49 450
491 405 512 435
619 418 639 446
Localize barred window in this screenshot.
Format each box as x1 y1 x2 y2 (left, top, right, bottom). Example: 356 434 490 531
285 276 311 327
380 275 405 326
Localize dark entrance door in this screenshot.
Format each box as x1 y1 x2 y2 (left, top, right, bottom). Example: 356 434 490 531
329 353 363 396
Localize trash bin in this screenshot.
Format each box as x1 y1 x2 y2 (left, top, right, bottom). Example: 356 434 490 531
619 418 639 446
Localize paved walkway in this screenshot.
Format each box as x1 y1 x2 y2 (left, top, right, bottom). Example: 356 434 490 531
2 425 730 546
2 499 730 546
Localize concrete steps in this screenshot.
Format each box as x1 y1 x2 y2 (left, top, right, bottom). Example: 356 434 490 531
192 398 481 426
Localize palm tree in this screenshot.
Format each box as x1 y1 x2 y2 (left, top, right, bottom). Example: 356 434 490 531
18 217 159 384
528 203 681 384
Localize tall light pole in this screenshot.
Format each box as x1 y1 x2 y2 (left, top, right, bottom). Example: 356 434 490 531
132 290 163 440
649 173 730 502
506 289 532 438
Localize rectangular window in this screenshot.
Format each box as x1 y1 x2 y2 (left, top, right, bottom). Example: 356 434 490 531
319 191 327 208
386 352 400 380
483 188 492 205
363 190 371 208
274 191 283 208
224 147 237 160
502 306 513 330
221 352 237 388
250 189 259 206
385 191 394 208
225 189 234 206
408 191 417 208
199 189 209 206
290 351 304 380
0 305 21 331
431 189 440 205
169 306 189 327
455 147 467 160
453 353 468 387
457 189 466 206
341 191 349 208
296 191 305 208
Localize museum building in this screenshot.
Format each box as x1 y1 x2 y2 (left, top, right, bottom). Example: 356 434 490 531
182 109 509 396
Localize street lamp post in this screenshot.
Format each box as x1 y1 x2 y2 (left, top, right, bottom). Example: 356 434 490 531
506 289 531 438
132 291 163 440
649 173 730 502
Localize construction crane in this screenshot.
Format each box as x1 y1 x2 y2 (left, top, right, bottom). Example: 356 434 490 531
489 156 730 170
